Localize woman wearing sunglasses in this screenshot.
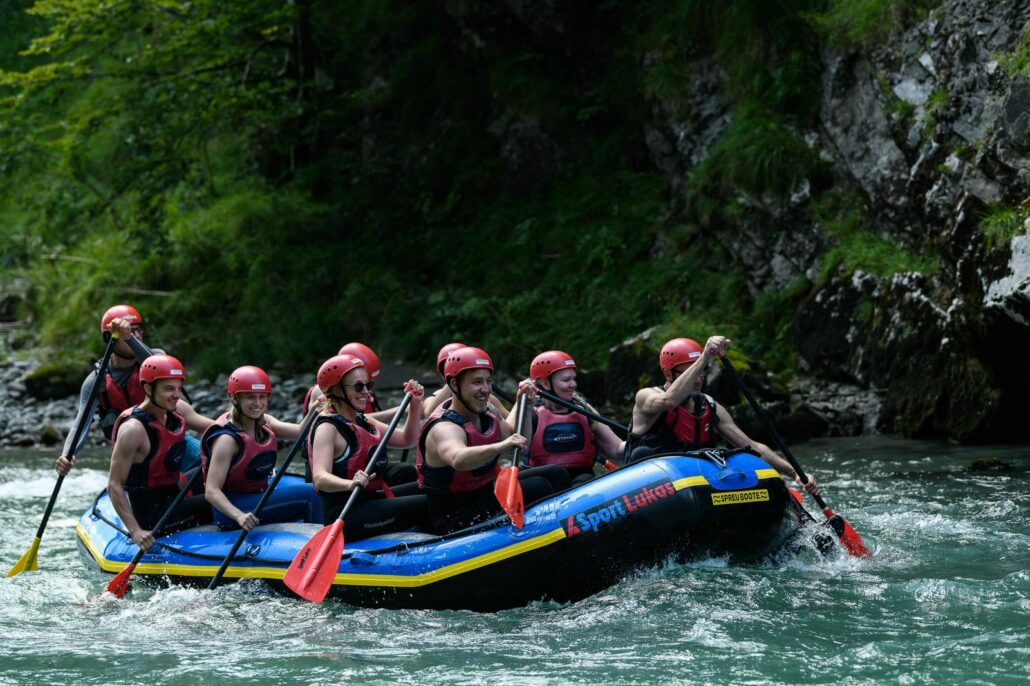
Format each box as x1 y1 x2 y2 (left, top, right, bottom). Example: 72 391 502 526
308 354 429 537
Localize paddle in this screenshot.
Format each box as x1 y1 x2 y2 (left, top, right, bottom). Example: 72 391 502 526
283 392 413 604
494 393 528 529
6 334 121 578
106 466 204 597
207 407 320 590
534 387 624 472
719 356 872 558
496 384 622 472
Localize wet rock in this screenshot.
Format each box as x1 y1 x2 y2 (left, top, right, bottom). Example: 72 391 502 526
968 457 1014 473
39 425 62 446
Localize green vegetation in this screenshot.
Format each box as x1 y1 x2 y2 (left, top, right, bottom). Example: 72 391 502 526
812 192 939 281
810 0 942 47
980 206 1029 251
997 22 1030 79
0 0 950 382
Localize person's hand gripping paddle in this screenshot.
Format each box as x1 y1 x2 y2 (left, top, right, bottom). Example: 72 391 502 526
495 390 530 529
283 392 413 603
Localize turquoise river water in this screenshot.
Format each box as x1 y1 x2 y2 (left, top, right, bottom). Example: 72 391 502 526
0 437 1027 685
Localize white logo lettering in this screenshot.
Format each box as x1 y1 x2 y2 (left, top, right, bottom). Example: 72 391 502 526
252 384 267 390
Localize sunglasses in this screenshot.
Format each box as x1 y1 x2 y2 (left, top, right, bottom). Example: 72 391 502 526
343 380 374 393
130 325 145 334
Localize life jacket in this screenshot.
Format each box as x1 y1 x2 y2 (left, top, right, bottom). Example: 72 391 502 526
200 413 278 493
98 364 147 439
635 391 720 454
114 406 187 490
308 413 389 493
527 400 596 470
417 399 502 493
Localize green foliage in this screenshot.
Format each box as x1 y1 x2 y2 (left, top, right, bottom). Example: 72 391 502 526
813 192 939 281
686 103 823 207
810 0 941 47
980 206 1029 251
997 22 1030 79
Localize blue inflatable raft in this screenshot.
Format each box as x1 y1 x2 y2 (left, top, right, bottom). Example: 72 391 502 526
77 450 807 610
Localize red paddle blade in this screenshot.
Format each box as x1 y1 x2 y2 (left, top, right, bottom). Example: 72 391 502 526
106 562 137 598
283 519 345 603
494 466 524 529
822 507 872 559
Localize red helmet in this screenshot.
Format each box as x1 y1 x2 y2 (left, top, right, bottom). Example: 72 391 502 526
436 342 466 371
228 365 272 396
659 338 704 372
100 305 142 333
530 350 577 380
338 342 380 378
140 354 186 384
317 354 365 393
443 346 493 379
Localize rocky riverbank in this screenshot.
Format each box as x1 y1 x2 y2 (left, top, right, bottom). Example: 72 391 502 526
0 324 881 451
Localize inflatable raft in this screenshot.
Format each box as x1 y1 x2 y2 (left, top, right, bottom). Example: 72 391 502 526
77 449 808 610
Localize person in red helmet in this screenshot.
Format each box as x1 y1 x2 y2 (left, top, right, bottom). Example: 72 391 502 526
524 350 624 485
417 346 569 534
107 354 211 552
421 341 509 419
629 336 819 497
301 342 397 419
55 305 215 477
308 354 430 539
201 366 320 530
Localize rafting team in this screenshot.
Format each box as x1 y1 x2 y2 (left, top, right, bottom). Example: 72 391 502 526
55 304 821 553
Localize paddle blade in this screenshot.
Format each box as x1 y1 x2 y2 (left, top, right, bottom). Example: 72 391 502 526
822 507 872 558
106 562 137 598
283 520 344 603
494 466 524 529
6 537 41 577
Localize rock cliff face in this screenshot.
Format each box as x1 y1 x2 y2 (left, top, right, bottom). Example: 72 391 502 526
637 0 1030 442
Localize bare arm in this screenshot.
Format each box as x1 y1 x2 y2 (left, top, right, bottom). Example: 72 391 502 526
179 401 215 432
204 434 258 530
265 414 300 440
367 381 424 449
107 421 154 551
631 336 729 431
310 422 367 493
713 404 819 496
426 419 522 472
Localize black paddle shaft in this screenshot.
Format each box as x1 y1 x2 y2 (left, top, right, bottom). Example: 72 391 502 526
208 407 320 589
126 466 204 566
718 356 829 510
335 392 413 524
534 387 629 435
35 335 121 539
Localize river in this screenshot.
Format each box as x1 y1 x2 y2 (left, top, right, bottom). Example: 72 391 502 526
0 437 1027 685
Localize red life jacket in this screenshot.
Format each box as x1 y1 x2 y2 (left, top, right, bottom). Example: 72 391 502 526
417 400 502 493
527 401 596 470
308 413 387 493
200 413 278 493
99 364 146 414
114 406 187 490
663 393 719 449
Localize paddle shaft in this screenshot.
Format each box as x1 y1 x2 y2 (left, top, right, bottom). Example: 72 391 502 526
337 393 412 523
718 357 827 510
124 467 203 568
534 387 629 434
38 335 121 538
510 393 528 467
295 392 413 593
207 407 320 590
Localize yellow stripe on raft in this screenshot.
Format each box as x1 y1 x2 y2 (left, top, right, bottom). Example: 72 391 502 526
77 523 567 588
76 466 784 589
